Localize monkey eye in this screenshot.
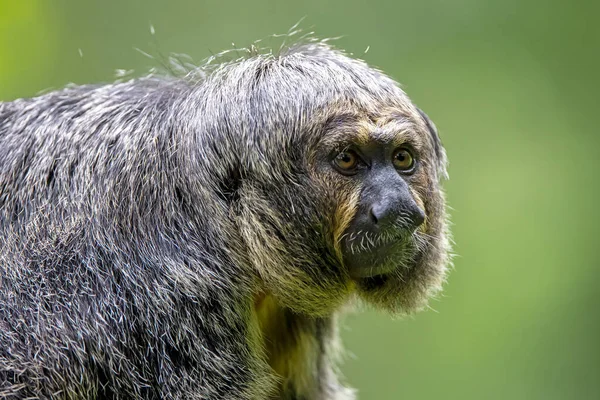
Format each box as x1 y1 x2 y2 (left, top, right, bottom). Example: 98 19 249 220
392 147 415 172
333 150 361 173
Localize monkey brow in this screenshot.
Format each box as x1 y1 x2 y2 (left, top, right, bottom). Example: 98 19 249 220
371 117 420 146
315 112 366 146
323 113 418 148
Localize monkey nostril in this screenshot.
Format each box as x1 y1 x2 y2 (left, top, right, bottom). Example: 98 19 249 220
369 207 379 224
370 203 392 226
411 207 426 228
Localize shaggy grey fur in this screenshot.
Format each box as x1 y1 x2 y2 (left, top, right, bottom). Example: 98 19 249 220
0 41 449 399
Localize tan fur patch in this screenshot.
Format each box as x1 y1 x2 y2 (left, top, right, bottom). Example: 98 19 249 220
332 189 360 262
254 293 318 398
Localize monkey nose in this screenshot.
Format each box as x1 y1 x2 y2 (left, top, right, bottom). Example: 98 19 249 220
369 202 425 230
368 204 385 225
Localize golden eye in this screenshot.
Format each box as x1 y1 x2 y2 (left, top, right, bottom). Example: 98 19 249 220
334 150 359 171
393 148 415 171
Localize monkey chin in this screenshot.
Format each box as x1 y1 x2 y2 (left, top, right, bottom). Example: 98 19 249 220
349 239 448 316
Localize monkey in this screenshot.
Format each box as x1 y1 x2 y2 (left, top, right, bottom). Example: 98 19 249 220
0 39 450 399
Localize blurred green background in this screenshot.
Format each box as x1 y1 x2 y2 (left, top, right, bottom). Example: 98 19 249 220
1 0 598 399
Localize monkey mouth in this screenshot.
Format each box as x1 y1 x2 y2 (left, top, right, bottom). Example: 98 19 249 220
344 233 416 279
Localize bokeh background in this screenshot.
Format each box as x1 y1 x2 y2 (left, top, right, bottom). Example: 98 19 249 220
1 0 598 399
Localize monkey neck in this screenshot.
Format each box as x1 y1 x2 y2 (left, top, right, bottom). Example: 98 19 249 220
254 293 321 398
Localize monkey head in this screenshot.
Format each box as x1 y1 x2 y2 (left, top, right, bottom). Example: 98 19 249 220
200 43 450 316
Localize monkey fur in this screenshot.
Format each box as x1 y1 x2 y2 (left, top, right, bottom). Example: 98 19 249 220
0 41 450 399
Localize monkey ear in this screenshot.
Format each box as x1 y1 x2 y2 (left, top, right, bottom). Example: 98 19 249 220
416 107 449 180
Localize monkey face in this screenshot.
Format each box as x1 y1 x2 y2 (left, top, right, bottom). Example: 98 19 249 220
335 143 425 279
309 107 450 314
